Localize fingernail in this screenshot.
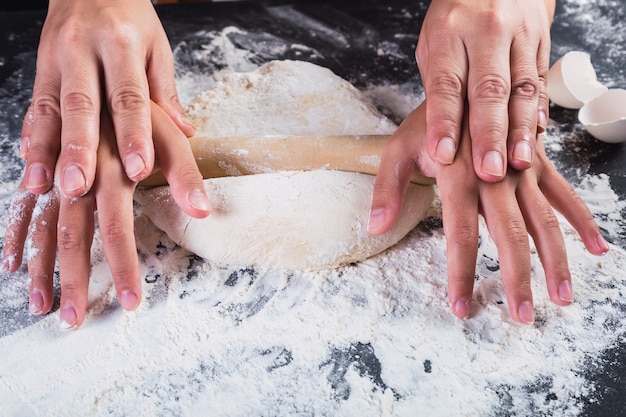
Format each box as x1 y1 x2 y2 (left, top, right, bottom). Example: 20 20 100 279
59 305 78 329
26 162 49 190
517 301 535 324
596 234 610 254
513 141 533 164
368 207 386 234
119 290 139 311
124 152 146 181
29 290 45 314
481 151 504 178
188 188 211 212
435 137 456 164
62 164 87 195
454 299 471 319
537 111 547 133
558 280 574 303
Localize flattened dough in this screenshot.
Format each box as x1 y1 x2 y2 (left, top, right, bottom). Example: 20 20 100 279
136 60 434 269
136 171 433 269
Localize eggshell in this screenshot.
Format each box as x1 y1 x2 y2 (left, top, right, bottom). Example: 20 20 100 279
578 89 626 144
548 51 608 109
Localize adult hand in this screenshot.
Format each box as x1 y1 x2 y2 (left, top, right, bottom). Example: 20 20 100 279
369 103 609 324
3 103 210 328
417 0 555 181
21 0 194 198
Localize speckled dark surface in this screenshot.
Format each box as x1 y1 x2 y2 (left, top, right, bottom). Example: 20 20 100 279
0 1 625 415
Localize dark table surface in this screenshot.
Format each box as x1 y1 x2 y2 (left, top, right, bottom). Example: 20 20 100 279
0 1 625 416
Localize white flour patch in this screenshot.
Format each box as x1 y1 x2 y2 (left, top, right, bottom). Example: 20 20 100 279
0 172 624 416
1 4 626 414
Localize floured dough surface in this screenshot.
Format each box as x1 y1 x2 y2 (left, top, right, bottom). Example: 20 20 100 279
136 60 434 269
136 171 434 269
185 60 398 136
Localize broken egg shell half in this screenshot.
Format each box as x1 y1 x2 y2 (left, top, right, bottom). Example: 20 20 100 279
548 51 608 109
578 89 626 144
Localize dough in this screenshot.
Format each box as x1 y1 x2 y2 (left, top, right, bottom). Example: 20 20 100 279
136 60 435 269
135 171 433 269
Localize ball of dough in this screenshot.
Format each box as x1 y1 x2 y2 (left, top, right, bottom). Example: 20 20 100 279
136 171 434 269
136 60 435 269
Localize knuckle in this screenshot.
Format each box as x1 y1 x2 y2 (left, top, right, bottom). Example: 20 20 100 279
472 74 510 102
537 205 560 232
427 73 464 97
100 19 140 50
511 77 539 100
110 268 137 287
56 20 86 47
175 162 203 185
479 9 507 34
537 75 549 101
372 178 398 204
32 94 61 119
503 218 529 246
511 276 533 295
102 219 130 246
60 280 82 297
57 225 85 255
109 85 149 114
62 91 98 115
448 223 478 248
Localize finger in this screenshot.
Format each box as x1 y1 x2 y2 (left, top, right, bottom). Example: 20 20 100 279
507 32 540 171
369 136 416 236
24 70 63 194
417 29 467 166
2 183 36 272
150 102 210 218
148 32 196 138
479 177 534 324
368 102 434 236
466 27 511 182
517 174 572 306
438 168 479 319
536 35 551 134
95 108 142 311
537 153 609 256
26 188 60 315
57 51 102 198
57 192 96 329
101 34 153 183
20 106 35 159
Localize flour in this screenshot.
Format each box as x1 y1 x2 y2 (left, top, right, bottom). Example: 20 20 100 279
185 60 397 137
1 5 626 416
140 60 432 269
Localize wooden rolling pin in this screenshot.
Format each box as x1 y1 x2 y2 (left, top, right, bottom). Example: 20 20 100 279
139 134 435 187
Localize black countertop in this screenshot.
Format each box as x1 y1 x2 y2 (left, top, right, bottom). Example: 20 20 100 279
0 1 625 415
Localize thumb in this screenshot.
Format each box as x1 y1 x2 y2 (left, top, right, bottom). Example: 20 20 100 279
148 43 196 138
369 138 415 236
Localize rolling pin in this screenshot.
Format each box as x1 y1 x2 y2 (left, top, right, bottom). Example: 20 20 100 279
139 134 435 187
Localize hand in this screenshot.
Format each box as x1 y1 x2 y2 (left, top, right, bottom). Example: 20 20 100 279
417 0 555 181
3 103 210 328
21 0 194 198
369 103 609 324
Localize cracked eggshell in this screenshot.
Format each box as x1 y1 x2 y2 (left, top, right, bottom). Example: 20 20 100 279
548 51 608 109
578 89 626 144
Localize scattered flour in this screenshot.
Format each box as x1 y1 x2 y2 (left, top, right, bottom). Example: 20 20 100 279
1 3 626 416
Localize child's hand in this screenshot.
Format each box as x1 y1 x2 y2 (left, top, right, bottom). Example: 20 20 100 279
3 103 210 328
370 103 609 324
